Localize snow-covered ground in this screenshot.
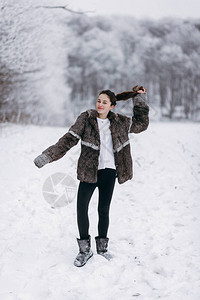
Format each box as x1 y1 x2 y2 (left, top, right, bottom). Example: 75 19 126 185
0 121 200 300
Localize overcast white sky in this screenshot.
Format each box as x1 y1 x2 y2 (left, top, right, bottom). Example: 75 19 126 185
67 0 200 20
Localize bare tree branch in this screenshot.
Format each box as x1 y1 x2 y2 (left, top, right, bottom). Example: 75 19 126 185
0 4 94 18
35 5 94 15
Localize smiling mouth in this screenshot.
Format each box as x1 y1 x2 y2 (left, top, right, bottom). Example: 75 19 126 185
98 107 104 109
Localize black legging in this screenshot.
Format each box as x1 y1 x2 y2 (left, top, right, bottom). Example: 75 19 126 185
77 168 117 239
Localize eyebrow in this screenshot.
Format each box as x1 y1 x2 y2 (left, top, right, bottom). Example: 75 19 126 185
97 98 108 101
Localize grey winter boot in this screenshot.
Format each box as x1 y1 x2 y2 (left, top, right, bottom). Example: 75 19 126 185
95 236 112 260
74 236 93 267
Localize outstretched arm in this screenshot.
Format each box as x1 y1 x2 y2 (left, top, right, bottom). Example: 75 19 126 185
34 111 88 167
129 89 149 134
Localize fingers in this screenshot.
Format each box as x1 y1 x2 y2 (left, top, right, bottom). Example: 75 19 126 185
137 88 146 93
137 87 146 93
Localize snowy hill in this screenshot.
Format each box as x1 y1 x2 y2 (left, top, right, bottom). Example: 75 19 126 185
0 121 200 300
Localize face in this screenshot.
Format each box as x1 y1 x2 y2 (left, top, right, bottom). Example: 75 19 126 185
96 94 114 117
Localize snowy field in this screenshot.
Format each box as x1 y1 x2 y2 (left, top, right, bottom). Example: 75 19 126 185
0 121 200 300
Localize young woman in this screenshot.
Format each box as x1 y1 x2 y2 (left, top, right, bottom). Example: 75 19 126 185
34 85 149 267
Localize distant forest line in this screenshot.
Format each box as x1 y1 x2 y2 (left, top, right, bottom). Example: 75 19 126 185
1 11 200 124
66 15 200 121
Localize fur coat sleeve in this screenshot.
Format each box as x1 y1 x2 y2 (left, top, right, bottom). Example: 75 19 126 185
129 93 149 133
41 111 88 162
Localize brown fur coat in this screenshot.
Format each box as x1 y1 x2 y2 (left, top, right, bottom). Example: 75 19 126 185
42 93 149 184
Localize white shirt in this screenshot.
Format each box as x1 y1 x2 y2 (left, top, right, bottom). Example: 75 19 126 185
97 117 116 170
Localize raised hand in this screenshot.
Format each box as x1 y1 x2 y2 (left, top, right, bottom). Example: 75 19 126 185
132 85 146 94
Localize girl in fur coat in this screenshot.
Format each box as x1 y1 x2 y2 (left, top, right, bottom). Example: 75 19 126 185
34 85 149 267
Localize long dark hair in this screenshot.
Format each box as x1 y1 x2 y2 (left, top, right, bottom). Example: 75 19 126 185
99 85 145 106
